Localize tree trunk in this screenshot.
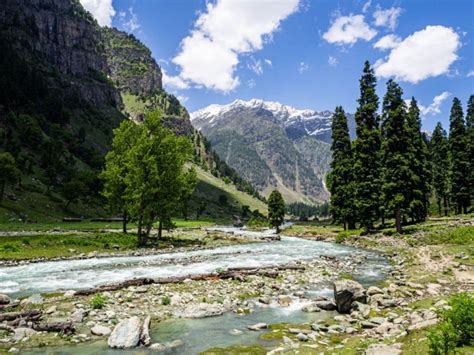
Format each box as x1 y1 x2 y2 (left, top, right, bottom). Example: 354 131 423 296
122 210 127 234
437 199 442 216
0 181 4 203
158 220 163 239
395 208 402 233
348 220 356 230
443 196 448 216
137 216 145 247
343 221 347 231
276 225 280 234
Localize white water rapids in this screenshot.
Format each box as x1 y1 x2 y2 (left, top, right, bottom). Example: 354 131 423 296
0 228 389 297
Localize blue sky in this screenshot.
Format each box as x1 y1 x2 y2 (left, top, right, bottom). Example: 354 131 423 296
81 0 473 131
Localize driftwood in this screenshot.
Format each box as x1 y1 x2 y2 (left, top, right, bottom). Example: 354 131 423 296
0 324 14 333
75 264 306 296
0 301 20 311
0 309 42 322
33 321 75 335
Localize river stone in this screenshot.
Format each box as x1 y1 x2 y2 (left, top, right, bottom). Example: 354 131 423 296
70 309 88 323
334 280 366 313
367 286 383 296
296 333 309 342
91 325 111 336
13 328 37 341
20 294 43 305
108 317 142 349
351 301 370 317
312 300 337 311
174 303 225 318
0 294 10 305
247 323 267 331
365 343 401 354
302 304 321 312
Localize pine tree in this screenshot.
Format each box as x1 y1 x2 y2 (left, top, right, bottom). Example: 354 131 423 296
353 61 381 232
327 106 356 229
380 80 411 233
448 98 470 214
430 123 450 216
268 190 285 233
466 95 474 211
406 98 430 222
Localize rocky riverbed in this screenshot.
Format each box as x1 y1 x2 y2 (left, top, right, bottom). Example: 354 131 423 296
0 220 472 354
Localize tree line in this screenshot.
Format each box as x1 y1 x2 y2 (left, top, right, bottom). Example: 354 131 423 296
328 61 472 233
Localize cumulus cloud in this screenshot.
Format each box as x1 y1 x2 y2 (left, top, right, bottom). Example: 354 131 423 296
328 56 338 66
373 34 401 50
79 0 115 27
417 92 452 117
162 69 190 90
467 70 474 77
323 14 377 45
375 26 460 83
170 0 300 92
373 7 402 31
298 62 309 73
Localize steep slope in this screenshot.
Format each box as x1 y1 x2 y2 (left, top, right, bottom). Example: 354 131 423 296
191 99 353 203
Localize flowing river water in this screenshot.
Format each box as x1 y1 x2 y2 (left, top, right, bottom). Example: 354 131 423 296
0 227 391 354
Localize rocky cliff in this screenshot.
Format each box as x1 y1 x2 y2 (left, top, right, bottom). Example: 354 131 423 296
0 0 121 107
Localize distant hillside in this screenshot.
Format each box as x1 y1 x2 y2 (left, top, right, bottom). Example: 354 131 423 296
0 0 264 222
191 99 355 203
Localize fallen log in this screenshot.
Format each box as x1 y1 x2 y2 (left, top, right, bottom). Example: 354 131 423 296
74 264 305 296
0 301 20 311
33 321 75 335
0 309 42 322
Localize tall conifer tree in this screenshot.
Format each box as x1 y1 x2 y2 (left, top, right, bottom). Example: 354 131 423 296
430 123 450 216
380 80 411 233
353 61 381 232
406 98 430 222
327 106 356 230
448 98 470 214
466 95 474 210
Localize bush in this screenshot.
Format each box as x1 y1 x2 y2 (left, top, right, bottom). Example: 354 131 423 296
89 293 107 309
246 217 268 229
335 230 360 243
428 293 474 354
161 295 171 305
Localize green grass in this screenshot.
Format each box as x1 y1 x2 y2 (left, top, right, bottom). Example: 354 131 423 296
200 344 267 355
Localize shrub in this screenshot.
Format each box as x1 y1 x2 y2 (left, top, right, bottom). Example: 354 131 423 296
89 293 106 309
428 293 474 354
161 295 171 305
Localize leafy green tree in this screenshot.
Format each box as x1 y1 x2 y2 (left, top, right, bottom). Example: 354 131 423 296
448 98 470 214
61 179 87 209
268 190 285 233
406 98 431 222
102 111 193 246
380 80 411 233
327 106 356 230
179 167 197 220
466 95 474 210
0 152 20 203
352 61 382 232
101 120 139 233
430 123 450 216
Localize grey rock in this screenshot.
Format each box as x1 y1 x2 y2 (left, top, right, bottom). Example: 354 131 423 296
247 323 268 331
296 333 309 342
312 300 337 311
91 325 111 336
367 286 383 296
351 301 370 317
140 316 151 346
0 294 10 305
361 321 377 329
20 294 43 305
365 343 401 354
174 303 225 318
334 280 366 313
302 303 321 312
108 317 142 349
369 317 386 325
13 328 37 341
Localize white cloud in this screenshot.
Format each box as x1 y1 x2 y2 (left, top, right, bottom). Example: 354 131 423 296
373 7 402 31
323 14 377 45
171 0 300 92
177 95 189 104
248 57 263 75
298 61 309 73
375 26 460 83
362 0 372 13
264 59 273 66
417 92 451 117
79 0 115 27
373 34 401 50
162 69 190 90
121 7 141 33
328 56 338 66
467 70 474 77
247 79 256 89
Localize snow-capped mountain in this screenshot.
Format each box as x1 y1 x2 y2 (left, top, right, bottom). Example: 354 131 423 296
190 99 355 203
191 99 355 143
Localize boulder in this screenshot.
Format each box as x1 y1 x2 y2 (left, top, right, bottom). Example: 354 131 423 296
0 294 10 305
334 280 366 313
91 325 111 336
351 301 370 317
108 317 142 349
174 303 225 318
367 286 383 296
247 323 267 331
296 333 309 341
13 328 37 341
302 303 321 312
312 300 337 311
